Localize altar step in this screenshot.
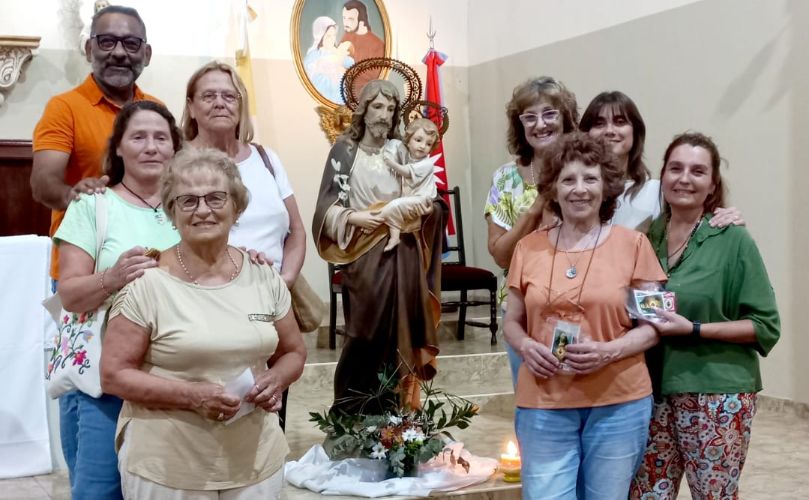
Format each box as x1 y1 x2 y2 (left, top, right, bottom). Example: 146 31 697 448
285 310 516 461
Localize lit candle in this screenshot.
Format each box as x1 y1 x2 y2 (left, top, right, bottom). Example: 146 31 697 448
499 440 521 483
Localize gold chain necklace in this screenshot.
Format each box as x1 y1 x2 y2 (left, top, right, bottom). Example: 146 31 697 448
175 245 239 285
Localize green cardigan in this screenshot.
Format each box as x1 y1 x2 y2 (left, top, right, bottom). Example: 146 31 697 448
647 215 780 394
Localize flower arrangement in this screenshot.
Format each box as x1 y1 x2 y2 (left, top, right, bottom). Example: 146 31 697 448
310 372 479 478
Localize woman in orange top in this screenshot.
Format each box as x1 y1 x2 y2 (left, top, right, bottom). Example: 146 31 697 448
504 132 666 498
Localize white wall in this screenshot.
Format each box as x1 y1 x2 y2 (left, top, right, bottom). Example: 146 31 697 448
2 0 806 406
465 0 808 405
0 0 472 301
467 0 701 65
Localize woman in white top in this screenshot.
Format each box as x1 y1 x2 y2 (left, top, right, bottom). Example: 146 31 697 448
181 61 306 430
579 91 742 231
181 61 305 289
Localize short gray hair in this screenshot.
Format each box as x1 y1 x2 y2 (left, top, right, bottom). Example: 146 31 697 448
160 147 249 225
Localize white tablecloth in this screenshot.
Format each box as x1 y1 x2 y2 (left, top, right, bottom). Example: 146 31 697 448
0 235 54 478
285 443 498 497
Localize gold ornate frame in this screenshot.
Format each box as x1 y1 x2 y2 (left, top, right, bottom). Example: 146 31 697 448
290 0 392 110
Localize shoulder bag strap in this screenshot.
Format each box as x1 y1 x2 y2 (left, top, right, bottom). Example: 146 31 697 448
252 143 276 178
93 193 108 273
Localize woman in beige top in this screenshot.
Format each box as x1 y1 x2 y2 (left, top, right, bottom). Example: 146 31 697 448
101 147 306 499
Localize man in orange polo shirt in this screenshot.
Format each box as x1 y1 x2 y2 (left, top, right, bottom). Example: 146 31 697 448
31 5 159 281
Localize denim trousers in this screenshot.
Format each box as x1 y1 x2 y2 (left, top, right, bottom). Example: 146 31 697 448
504 341 522 388
59 391 124 500
515 396 653 500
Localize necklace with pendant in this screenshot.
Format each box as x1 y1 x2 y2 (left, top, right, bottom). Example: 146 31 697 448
176 245 239 285
666 215 703 263
121 182 166 225
560 224 602 279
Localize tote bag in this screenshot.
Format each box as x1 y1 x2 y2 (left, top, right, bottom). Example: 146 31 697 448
43 194 109 398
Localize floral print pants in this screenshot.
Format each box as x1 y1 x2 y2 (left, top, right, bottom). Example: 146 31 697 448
630 393 757 500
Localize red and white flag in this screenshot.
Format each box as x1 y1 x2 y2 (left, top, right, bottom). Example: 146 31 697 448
422 48 454 234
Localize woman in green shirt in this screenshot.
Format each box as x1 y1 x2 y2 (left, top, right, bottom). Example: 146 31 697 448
631 132 780 499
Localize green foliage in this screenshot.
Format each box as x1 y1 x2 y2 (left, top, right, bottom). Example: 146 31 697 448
309 369 479 478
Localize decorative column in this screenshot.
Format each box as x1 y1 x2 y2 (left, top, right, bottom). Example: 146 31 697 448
0 36 41 106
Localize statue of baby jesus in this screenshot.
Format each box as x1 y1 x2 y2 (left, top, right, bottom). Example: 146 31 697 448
380 118 442 252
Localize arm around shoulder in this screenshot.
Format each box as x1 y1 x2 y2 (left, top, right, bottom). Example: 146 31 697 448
31 150 72 210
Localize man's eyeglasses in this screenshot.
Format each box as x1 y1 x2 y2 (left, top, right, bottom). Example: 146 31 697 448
198 91 241 104
518 109 561 128
92 34 145 53
174 191 229 212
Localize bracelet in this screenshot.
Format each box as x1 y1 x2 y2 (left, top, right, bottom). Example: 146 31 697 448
99 269 113 297
691 321 701 338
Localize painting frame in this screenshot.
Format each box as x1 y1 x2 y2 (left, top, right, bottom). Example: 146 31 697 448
291 0 392 110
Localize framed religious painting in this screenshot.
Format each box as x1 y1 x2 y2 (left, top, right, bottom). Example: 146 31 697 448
291 0 392 109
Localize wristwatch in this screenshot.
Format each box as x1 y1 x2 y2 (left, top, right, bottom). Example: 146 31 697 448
691 321 701 338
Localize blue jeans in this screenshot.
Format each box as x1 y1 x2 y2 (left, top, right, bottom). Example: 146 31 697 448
515 396 652 500
505 341 522 388
59 391 124 500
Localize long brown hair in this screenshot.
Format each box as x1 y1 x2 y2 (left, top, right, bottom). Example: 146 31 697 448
579 91 650 197
103 100 182 186
341 80 402 144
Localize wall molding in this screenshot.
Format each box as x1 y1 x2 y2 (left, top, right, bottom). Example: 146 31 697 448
0 139 33 160
0 36 41 106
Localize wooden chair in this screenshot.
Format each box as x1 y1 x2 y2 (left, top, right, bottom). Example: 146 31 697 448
440 186 498 344
327 263 345 349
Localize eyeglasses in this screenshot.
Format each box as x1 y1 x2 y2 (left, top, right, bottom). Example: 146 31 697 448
518 109 561 128
92 34 145 53
174 191 229 212
197 91 241 104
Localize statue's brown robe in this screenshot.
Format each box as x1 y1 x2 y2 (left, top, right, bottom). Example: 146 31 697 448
312 139 447 413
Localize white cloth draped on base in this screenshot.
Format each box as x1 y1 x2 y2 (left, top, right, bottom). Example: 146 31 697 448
284 443 498 497
0 235 53 478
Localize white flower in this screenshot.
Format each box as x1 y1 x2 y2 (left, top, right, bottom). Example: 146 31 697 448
365 425 377 433
402 427 425 443
337 191 348 202
388 415 402 425
333 174 350 191
370 442 387 460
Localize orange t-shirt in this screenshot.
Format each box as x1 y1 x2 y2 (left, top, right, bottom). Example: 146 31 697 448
507 225 667 409
32 74 159 279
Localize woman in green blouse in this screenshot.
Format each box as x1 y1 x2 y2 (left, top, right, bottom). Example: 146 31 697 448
631 132 780 499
